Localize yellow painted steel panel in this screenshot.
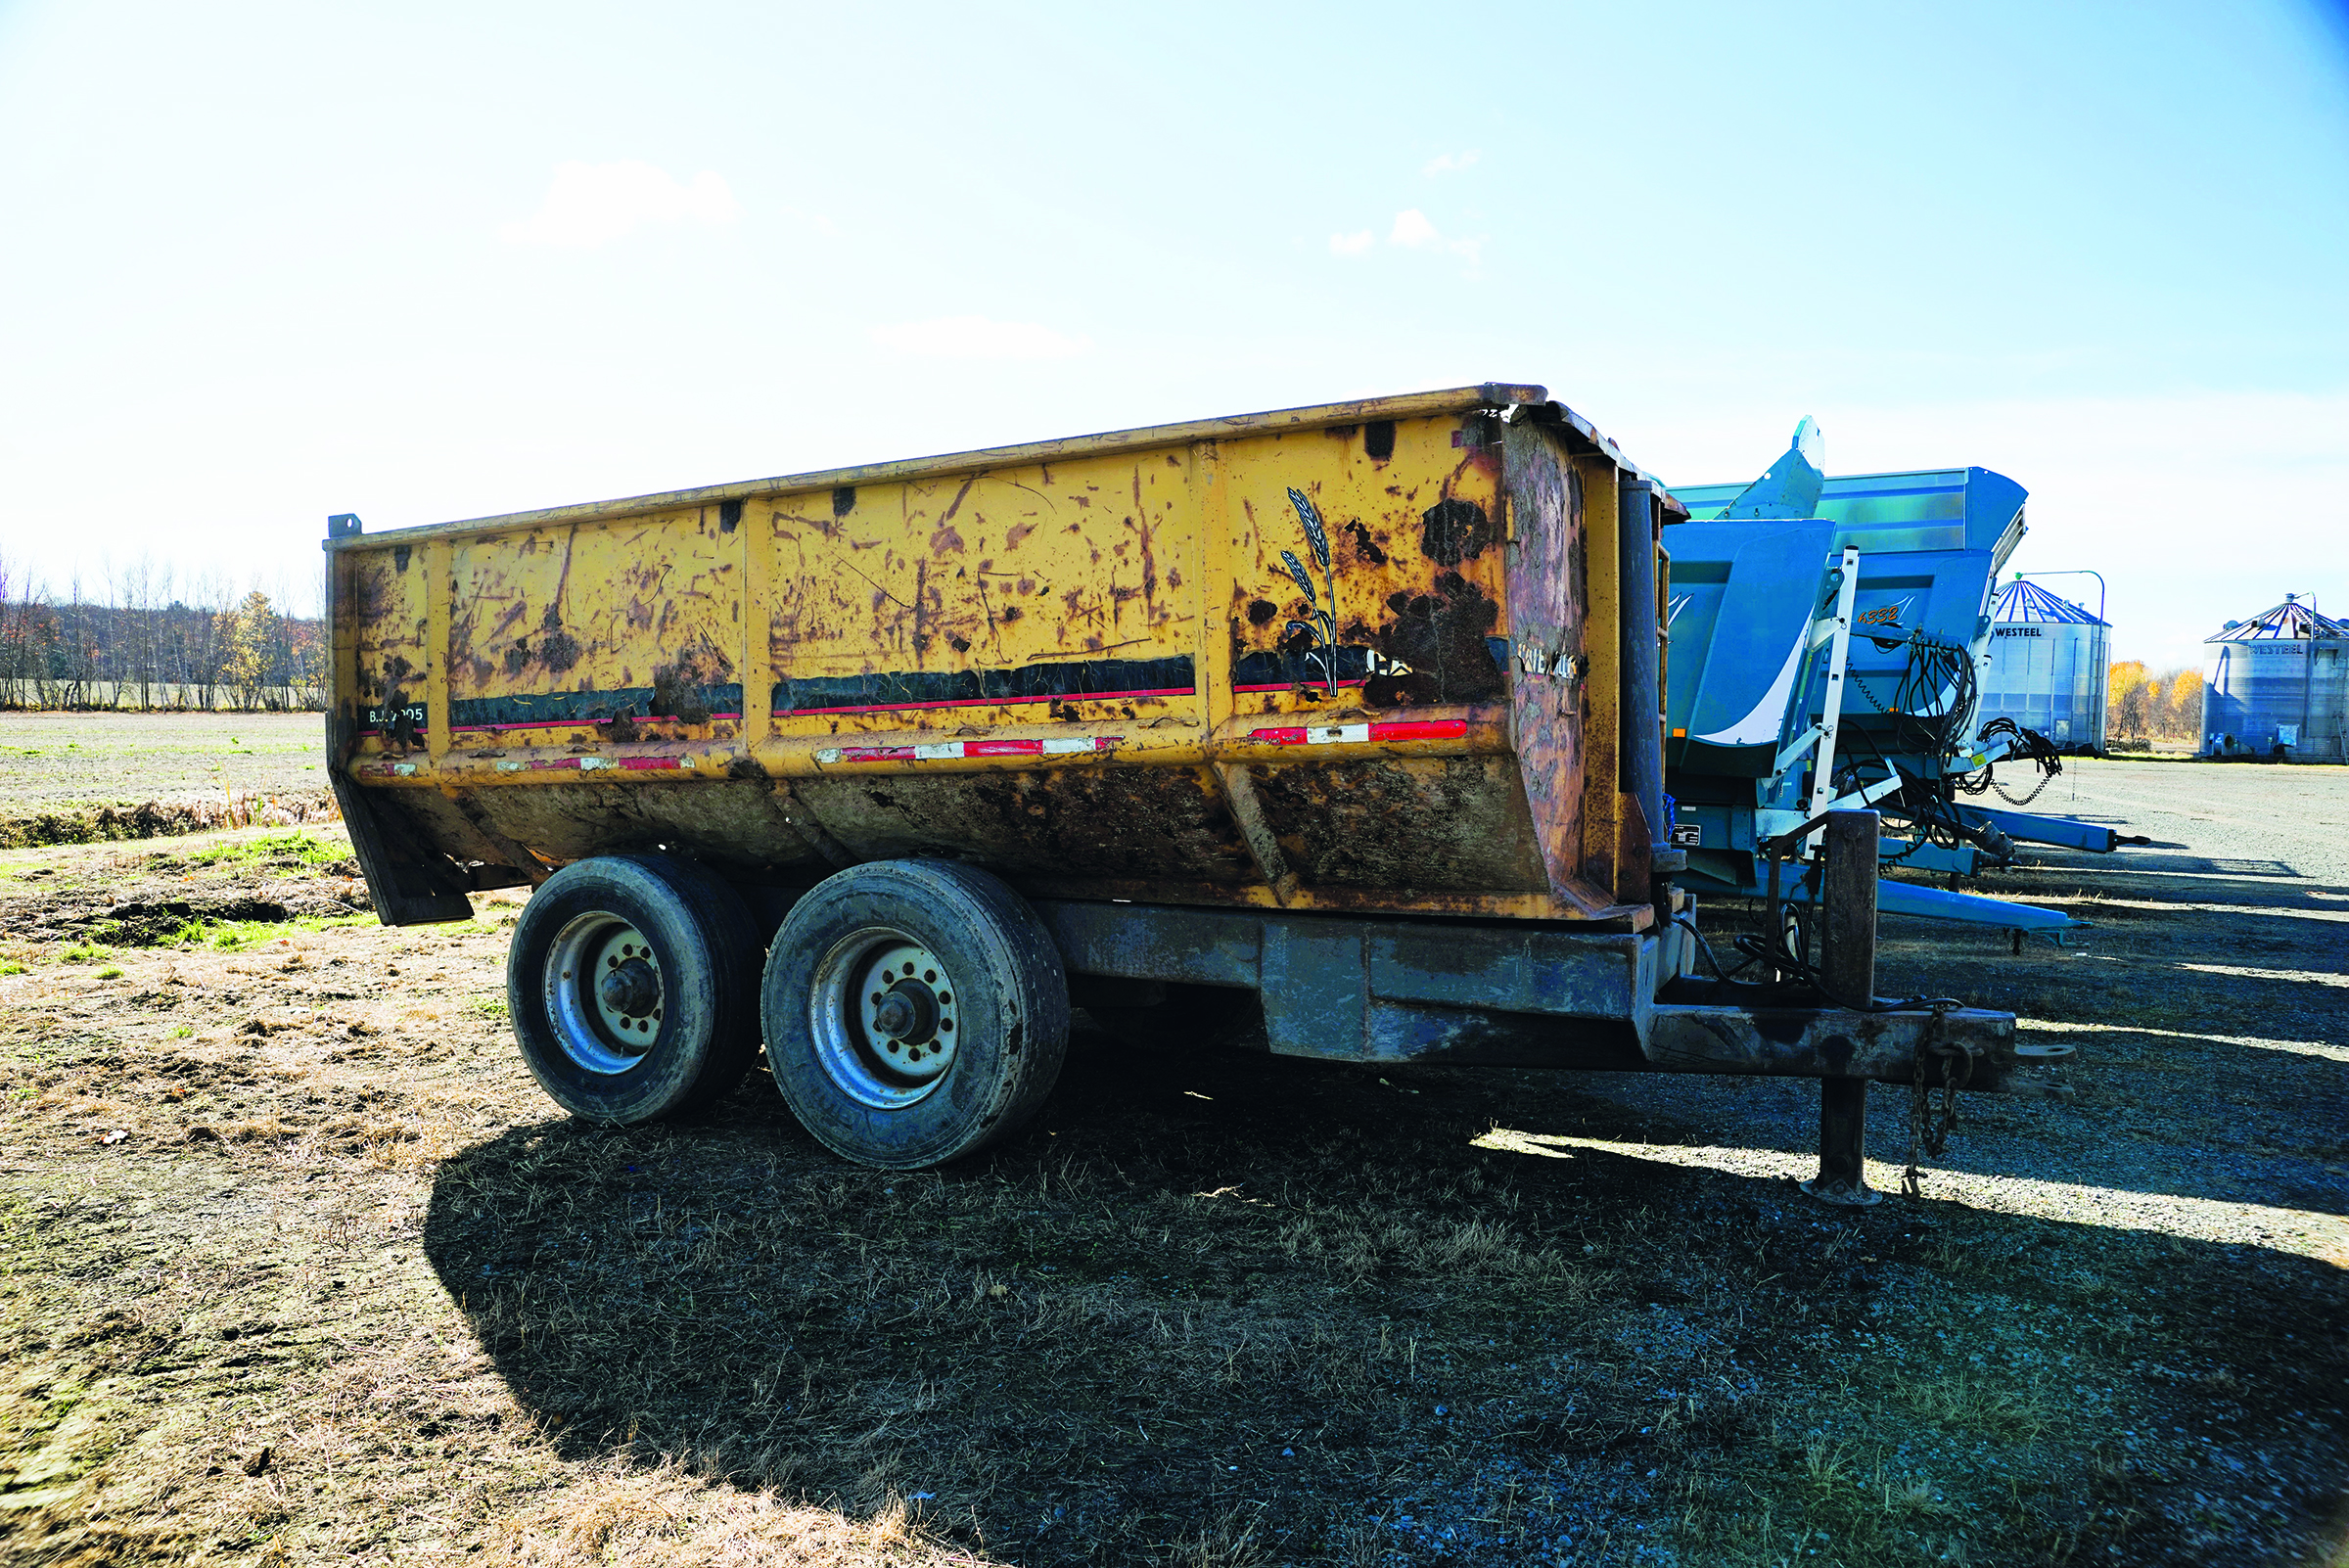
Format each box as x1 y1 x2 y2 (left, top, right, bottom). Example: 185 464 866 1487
329 387 1673 924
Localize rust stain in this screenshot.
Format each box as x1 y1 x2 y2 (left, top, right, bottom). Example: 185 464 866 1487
1419 497 1496 568
1128 469 1160 613
1365 572 1502 708
939 474 978 525
537 605 581 672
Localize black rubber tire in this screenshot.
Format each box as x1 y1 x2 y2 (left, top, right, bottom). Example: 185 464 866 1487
762 858 1069 1169
506 854 762 1125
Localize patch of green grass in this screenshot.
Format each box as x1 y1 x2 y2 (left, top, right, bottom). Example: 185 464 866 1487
469 996 510 1019
60 941 109 964
151 913 376 952
1894 1368 2053 1444
0 960 24 976
189 829 347 869
95 966 123 980
1677 1434 1975 1567
168 1025 194 1039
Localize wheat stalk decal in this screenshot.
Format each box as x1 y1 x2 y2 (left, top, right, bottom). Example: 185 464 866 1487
1283 488 1338 693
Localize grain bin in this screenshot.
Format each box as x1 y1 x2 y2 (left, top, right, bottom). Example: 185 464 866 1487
1979 577 2109 752
2201 596 2348 761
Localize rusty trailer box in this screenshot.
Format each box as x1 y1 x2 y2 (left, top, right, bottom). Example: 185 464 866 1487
331 385 1667 924
324 385 2019 1177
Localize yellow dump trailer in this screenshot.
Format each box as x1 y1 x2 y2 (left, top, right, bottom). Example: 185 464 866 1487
326 386 2017 1185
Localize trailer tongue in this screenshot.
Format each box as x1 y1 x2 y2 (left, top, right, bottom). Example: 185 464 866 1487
325 386 2027 1200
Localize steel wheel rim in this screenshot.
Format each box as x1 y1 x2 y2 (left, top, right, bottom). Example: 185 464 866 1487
545 912 667 1075
808 925 960 1109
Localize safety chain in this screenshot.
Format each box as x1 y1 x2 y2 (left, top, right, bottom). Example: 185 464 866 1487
1902 1000 1973 1199
1990 771 2054 807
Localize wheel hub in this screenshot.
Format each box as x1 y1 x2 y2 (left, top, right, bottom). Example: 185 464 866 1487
545 914 667 1075
811 933 961 1108
598 956 661 1018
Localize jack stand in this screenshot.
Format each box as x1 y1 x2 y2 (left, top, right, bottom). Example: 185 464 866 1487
1804 1076 1880 1207
1804 809 1883 1207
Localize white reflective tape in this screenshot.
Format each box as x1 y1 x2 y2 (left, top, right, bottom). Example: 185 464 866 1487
913 742 965 760
815 748 843 763
579 756 617 770
1313 724 1371 744
495 761 524 772
1040 736 1095 754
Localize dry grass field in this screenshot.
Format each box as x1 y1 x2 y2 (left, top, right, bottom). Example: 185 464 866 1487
0 714 335 850
1 747 2344 1566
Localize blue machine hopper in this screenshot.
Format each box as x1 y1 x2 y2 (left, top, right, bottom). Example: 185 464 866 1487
1660 424 2130 938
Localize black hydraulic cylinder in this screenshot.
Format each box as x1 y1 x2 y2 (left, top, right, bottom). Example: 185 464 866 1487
1805 809 1882 1207
1617 478 1668 858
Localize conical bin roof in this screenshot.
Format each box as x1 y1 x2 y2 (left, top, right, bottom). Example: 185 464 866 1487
2205 599 2346 642
1994 579 2105 626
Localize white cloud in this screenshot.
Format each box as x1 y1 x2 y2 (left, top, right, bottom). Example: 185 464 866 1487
1328 229 1374 256
501 161 742 249
1388 208 1483 269
869 316 1094 359
1422 150 1480 175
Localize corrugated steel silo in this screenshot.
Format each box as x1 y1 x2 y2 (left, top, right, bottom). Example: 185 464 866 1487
1979 578 2109 751
2200 597 2349 761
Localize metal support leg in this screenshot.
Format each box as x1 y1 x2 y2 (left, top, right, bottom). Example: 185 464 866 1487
1810 1078 1874 1205
1804 809 1882 1207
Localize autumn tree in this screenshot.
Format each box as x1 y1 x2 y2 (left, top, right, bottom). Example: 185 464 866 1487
2109 661 2151 742
2107 662 2207 746
220 589 284 711
2163 669 2204 740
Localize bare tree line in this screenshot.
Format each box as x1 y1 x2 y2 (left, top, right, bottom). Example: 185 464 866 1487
0 549 326 712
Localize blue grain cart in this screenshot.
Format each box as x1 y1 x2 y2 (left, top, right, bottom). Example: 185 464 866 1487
1660 424 2128 939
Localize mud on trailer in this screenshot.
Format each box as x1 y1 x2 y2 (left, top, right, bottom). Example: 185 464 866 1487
323 385 2033 1202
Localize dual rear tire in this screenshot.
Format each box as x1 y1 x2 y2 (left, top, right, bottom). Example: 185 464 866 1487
506 854 1068 1168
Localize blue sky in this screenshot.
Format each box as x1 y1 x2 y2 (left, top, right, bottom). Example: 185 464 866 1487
2 0 2343 668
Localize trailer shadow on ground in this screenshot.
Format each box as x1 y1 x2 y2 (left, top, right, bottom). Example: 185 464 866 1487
422 1020 2349 1568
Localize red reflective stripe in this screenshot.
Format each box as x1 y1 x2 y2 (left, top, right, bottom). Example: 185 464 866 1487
528 757 582 770
1369 719 1469 742
840 746 917 762
1248 720 1466 746
965 739 1044 757
618 757 686 770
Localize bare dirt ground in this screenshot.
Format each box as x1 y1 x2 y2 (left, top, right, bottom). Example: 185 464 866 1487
0 714 335 849
1 758 2343 1566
